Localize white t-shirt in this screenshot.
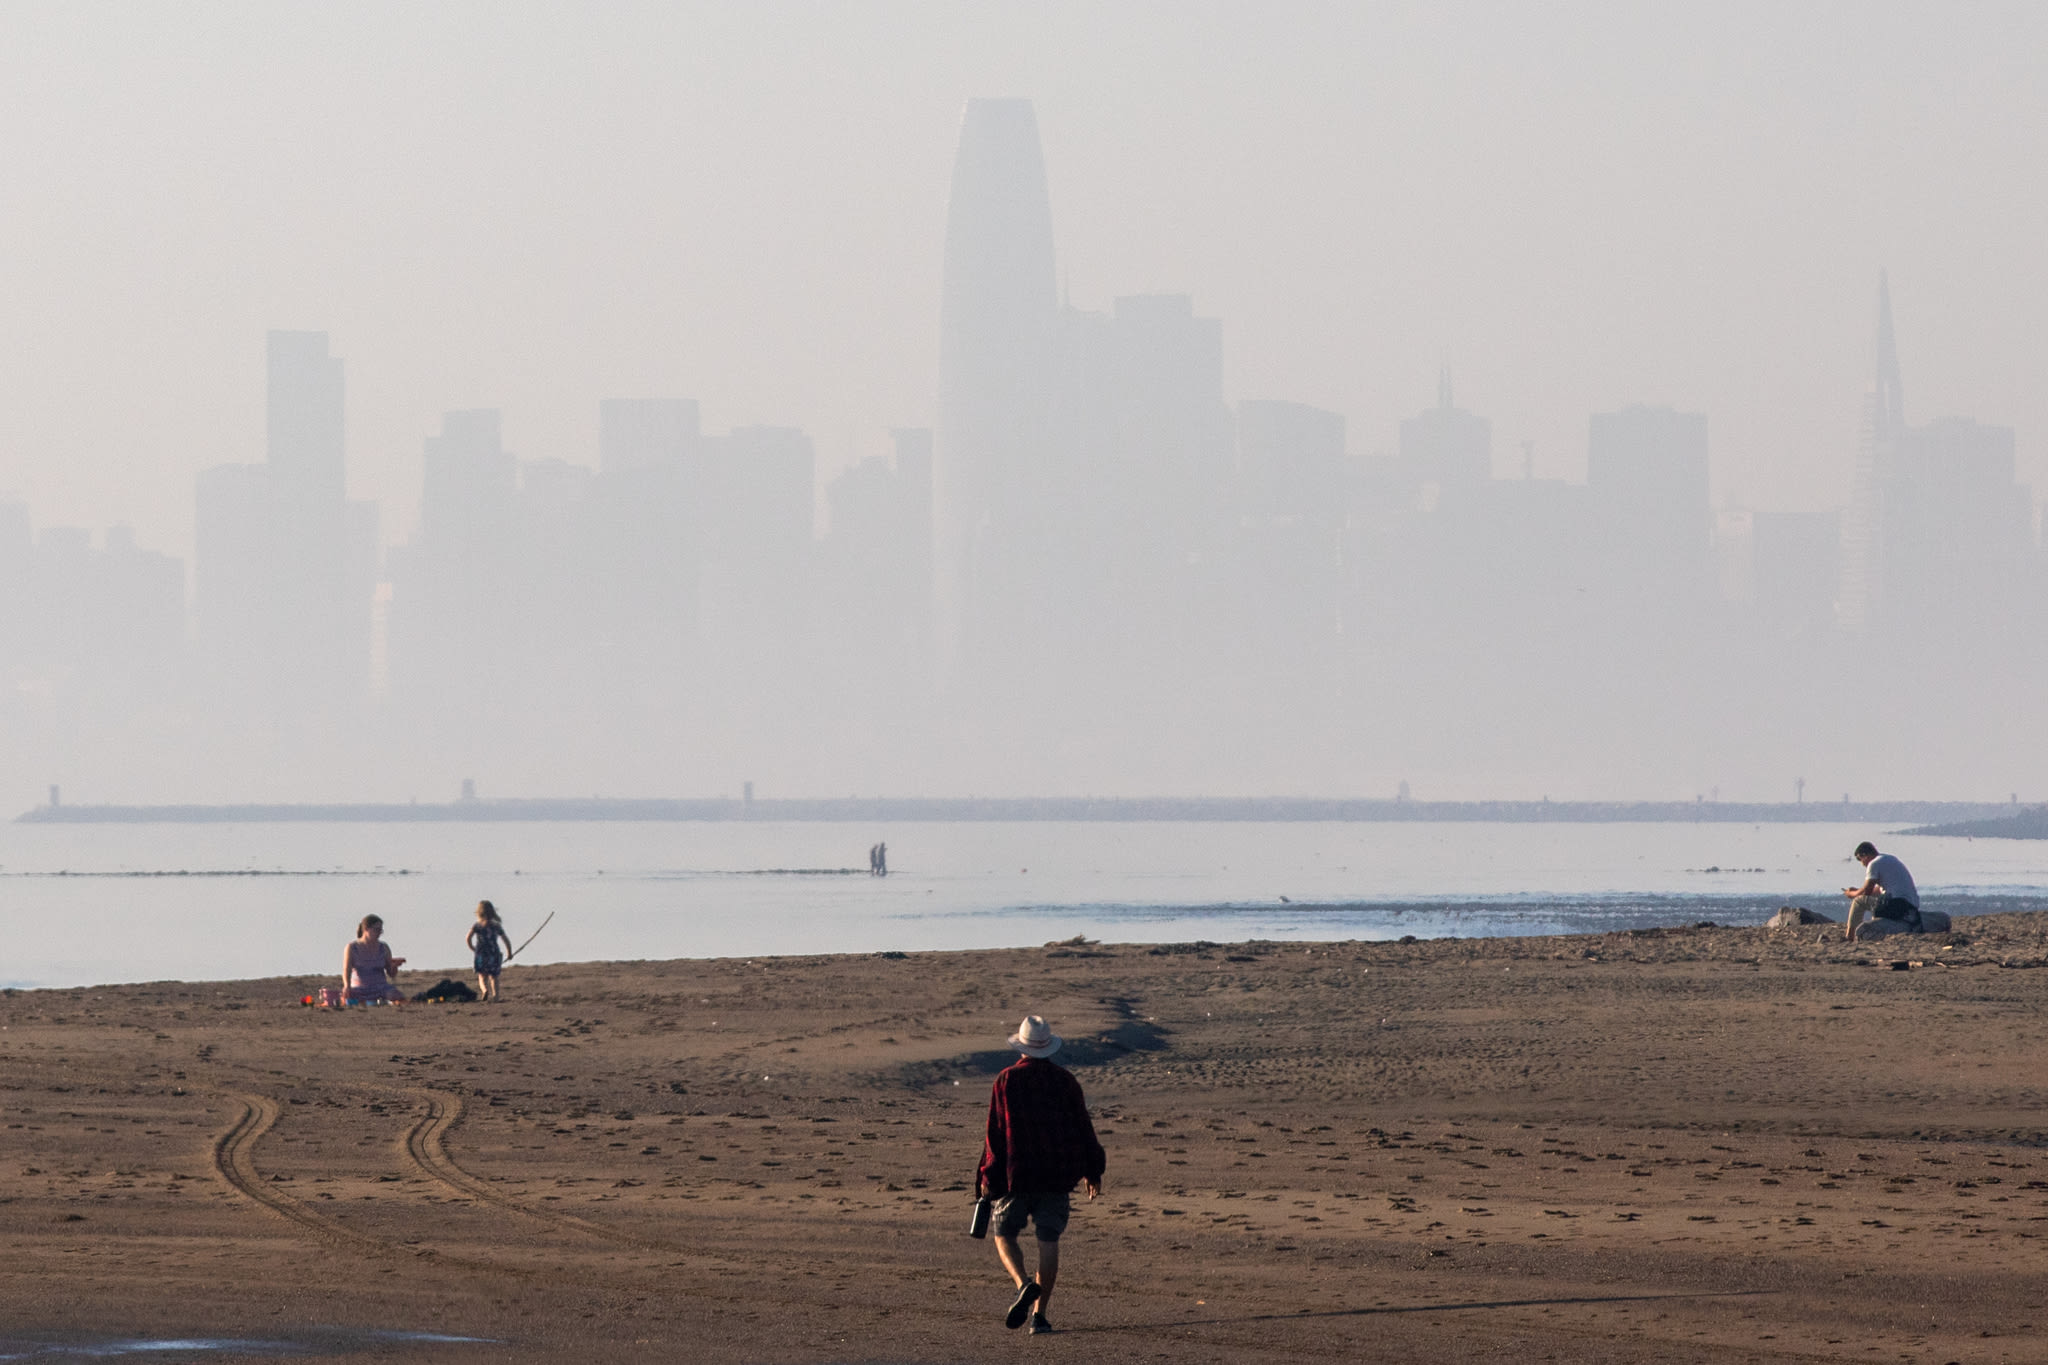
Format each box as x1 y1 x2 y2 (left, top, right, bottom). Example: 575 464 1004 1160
1866 853 1919 908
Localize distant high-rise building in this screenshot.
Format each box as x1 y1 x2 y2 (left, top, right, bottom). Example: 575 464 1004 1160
194 330 369 711
1234 400 1348 655
1399 369 1492 491
826 430 933 590
935 98 1058 684
268 331 359 696
1884 416 2029 627
2 517 184 699
390 410 519 702
1238 400 1346 524
1751 510 1840 637
194 462 274 670
1587 403 1712 605
88 526 186 682
696 424 819 707
266 331 345 506
511 456 598 658
700 425 815 585
893 426 935 524
26 527 92 677
821 428 936 678
421 409 518 562
1840 274 1905 629
591 398 701 653
0 502 28 680
1101 294 1233 541
598 399 699 475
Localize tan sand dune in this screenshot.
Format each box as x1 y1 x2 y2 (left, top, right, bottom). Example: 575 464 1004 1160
4 915 2048 1361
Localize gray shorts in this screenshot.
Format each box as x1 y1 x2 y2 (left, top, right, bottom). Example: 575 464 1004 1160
993 1191 1071 1242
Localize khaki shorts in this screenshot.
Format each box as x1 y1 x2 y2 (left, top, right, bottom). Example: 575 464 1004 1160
993 1191 1071 1242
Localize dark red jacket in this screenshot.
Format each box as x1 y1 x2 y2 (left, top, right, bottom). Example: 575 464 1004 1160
977 1056 1106 1198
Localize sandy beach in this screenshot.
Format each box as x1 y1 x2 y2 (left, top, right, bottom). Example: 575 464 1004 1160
5 915 2048 1362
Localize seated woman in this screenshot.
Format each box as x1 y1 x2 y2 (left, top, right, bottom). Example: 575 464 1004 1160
343 915 408 1004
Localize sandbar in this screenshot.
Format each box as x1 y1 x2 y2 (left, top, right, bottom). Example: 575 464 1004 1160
3 915 2047 1361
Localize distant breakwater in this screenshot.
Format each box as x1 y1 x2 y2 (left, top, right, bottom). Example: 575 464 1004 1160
14 796 2027 826
1901 807 2048 839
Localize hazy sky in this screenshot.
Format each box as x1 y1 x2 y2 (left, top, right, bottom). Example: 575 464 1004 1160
3 1 2044 558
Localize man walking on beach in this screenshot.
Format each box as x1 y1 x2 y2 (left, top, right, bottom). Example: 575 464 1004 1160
978 1015 1105 1336
1843 840 1922 940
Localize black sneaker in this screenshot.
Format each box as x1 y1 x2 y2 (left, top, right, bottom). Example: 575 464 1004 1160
1028 1312 1054 1335
1005 1281 1041 1330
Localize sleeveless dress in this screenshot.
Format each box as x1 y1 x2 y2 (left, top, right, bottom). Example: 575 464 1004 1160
472 925 506 976
345 940 398 1004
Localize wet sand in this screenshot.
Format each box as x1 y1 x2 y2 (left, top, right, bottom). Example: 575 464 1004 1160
5 915 2048 1362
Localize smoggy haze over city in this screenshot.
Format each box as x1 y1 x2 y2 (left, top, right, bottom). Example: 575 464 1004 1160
4 3 2047 806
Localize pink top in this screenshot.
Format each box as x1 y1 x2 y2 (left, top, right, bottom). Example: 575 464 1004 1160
346 940 394 995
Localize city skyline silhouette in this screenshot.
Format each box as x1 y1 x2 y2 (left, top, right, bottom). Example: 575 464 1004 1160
3 7 2045 806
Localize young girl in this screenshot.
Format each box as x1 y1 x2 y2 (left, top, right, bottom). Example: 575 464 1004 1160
343 915 407 1005
467 900 512 1002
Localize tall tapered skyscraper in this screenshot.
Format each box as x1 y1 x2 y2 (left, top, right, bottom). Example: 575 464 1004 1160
935 98 1057 684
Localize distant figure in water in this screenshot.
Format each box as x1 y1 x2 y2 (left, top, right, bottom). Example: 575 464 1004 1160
343 915 407 1005
869 843 880 875
468 900 512 1002
877 842 888 877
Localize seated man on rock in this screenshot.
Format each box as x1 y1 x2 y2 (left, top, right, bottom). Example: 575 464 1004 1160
1841 841 1947 940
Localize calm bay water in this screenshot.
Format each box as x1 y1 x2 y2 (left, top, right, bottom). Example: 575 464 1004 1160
1 820 2043 989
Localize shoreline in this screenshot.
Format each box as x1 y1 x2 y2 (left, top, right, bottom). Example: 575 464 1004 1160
15 890 2048 995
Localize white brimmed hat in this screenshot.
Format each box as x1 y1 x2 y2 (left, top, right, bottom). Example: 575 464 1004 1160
1009 1014 1062 1058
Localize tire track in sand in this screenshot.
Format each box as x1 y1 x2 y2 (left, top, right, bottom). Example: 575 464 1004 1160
397 1089 689 1257
212 1094 392 1254
394 1089 1017 1316
239 1089 1134 1330
215 1090 548 1275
